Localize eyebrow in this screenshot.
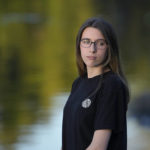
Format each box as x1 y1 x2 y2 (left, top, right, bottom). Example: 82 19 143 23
81 38 106 41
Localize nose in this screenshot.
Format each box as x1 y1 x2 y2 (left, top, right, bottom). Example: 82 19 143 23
90 43 97 53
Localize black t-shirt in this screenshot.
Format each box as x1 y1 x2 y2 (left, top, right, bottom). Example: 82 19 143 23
62 70 128 150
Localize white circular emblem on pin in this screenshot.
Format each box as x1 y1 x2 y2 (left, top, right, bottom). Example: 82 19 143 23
82 98 91 108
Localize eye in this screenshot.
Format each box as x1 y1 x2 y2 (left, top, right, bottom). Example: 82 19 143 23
81 39 91 44
97 39 106 46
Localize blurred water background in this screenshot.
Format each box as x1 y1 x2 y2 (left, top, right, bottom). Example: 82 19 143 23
0 0 150 150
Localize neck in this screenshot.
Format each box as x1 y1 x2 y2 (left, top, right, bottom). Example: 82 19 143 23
87 66 110 78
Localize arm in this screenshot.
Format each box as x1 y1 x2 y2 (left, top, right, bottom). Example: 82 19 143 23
86 129 112 150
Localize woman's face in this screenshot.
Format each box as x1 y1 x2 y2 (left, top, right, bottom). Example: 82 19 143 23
80 27 108 69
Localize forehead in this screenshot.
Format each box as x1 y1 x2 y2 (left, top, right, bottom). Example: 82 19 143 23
81 27 105 40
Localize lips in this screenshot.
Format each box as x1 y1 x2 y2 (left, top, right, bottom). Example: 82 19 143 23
87 56 96 60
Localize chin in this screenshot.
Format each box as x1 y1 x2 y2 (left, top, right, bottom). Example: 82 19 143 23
86 62 101 68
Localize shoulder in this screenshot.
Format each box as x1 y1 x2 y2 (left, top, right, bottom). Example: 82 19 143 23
99 72 129 111
71 76 81 91
102 73 125 91
72 76 81 85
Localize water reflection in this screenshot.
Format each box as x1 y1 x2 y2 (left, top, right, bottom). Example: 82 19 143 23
14 93 67 150
128 117 150 150
0 83 50 149
4 93 149 150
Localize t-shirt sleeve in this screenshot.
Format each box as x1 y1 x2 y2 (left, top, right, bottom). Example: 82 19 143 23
94 78 127 134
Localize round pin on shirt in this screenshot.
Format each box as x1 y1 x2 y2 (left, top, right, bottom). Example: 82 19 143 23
82 98 92 108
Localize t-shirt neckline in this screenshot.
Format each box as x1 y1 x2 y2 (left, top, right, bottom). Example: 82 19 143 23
85 70 113 80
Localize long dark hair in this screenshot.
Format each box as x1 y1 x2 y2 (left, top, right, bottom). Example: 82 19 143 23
76 17 130 105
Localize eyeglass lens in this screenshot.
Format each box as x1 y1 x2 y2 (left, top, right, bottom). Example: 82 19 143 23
81 38 106 49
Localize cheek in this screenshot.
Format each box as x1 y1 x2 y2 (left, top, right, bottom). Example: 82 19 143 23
80 47 87 58
96 51 107 63
98 49 107 57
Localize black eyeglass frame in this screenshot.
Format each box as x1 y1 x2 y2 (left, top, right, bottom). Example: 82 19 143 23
80 38 108 49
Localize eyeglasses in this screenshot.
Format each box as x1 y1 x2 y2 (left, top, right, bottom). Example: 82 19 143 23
80 38 107 50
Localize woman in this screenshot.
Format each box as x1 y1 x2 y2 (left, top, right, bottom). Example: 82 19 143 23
61 17 130 150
